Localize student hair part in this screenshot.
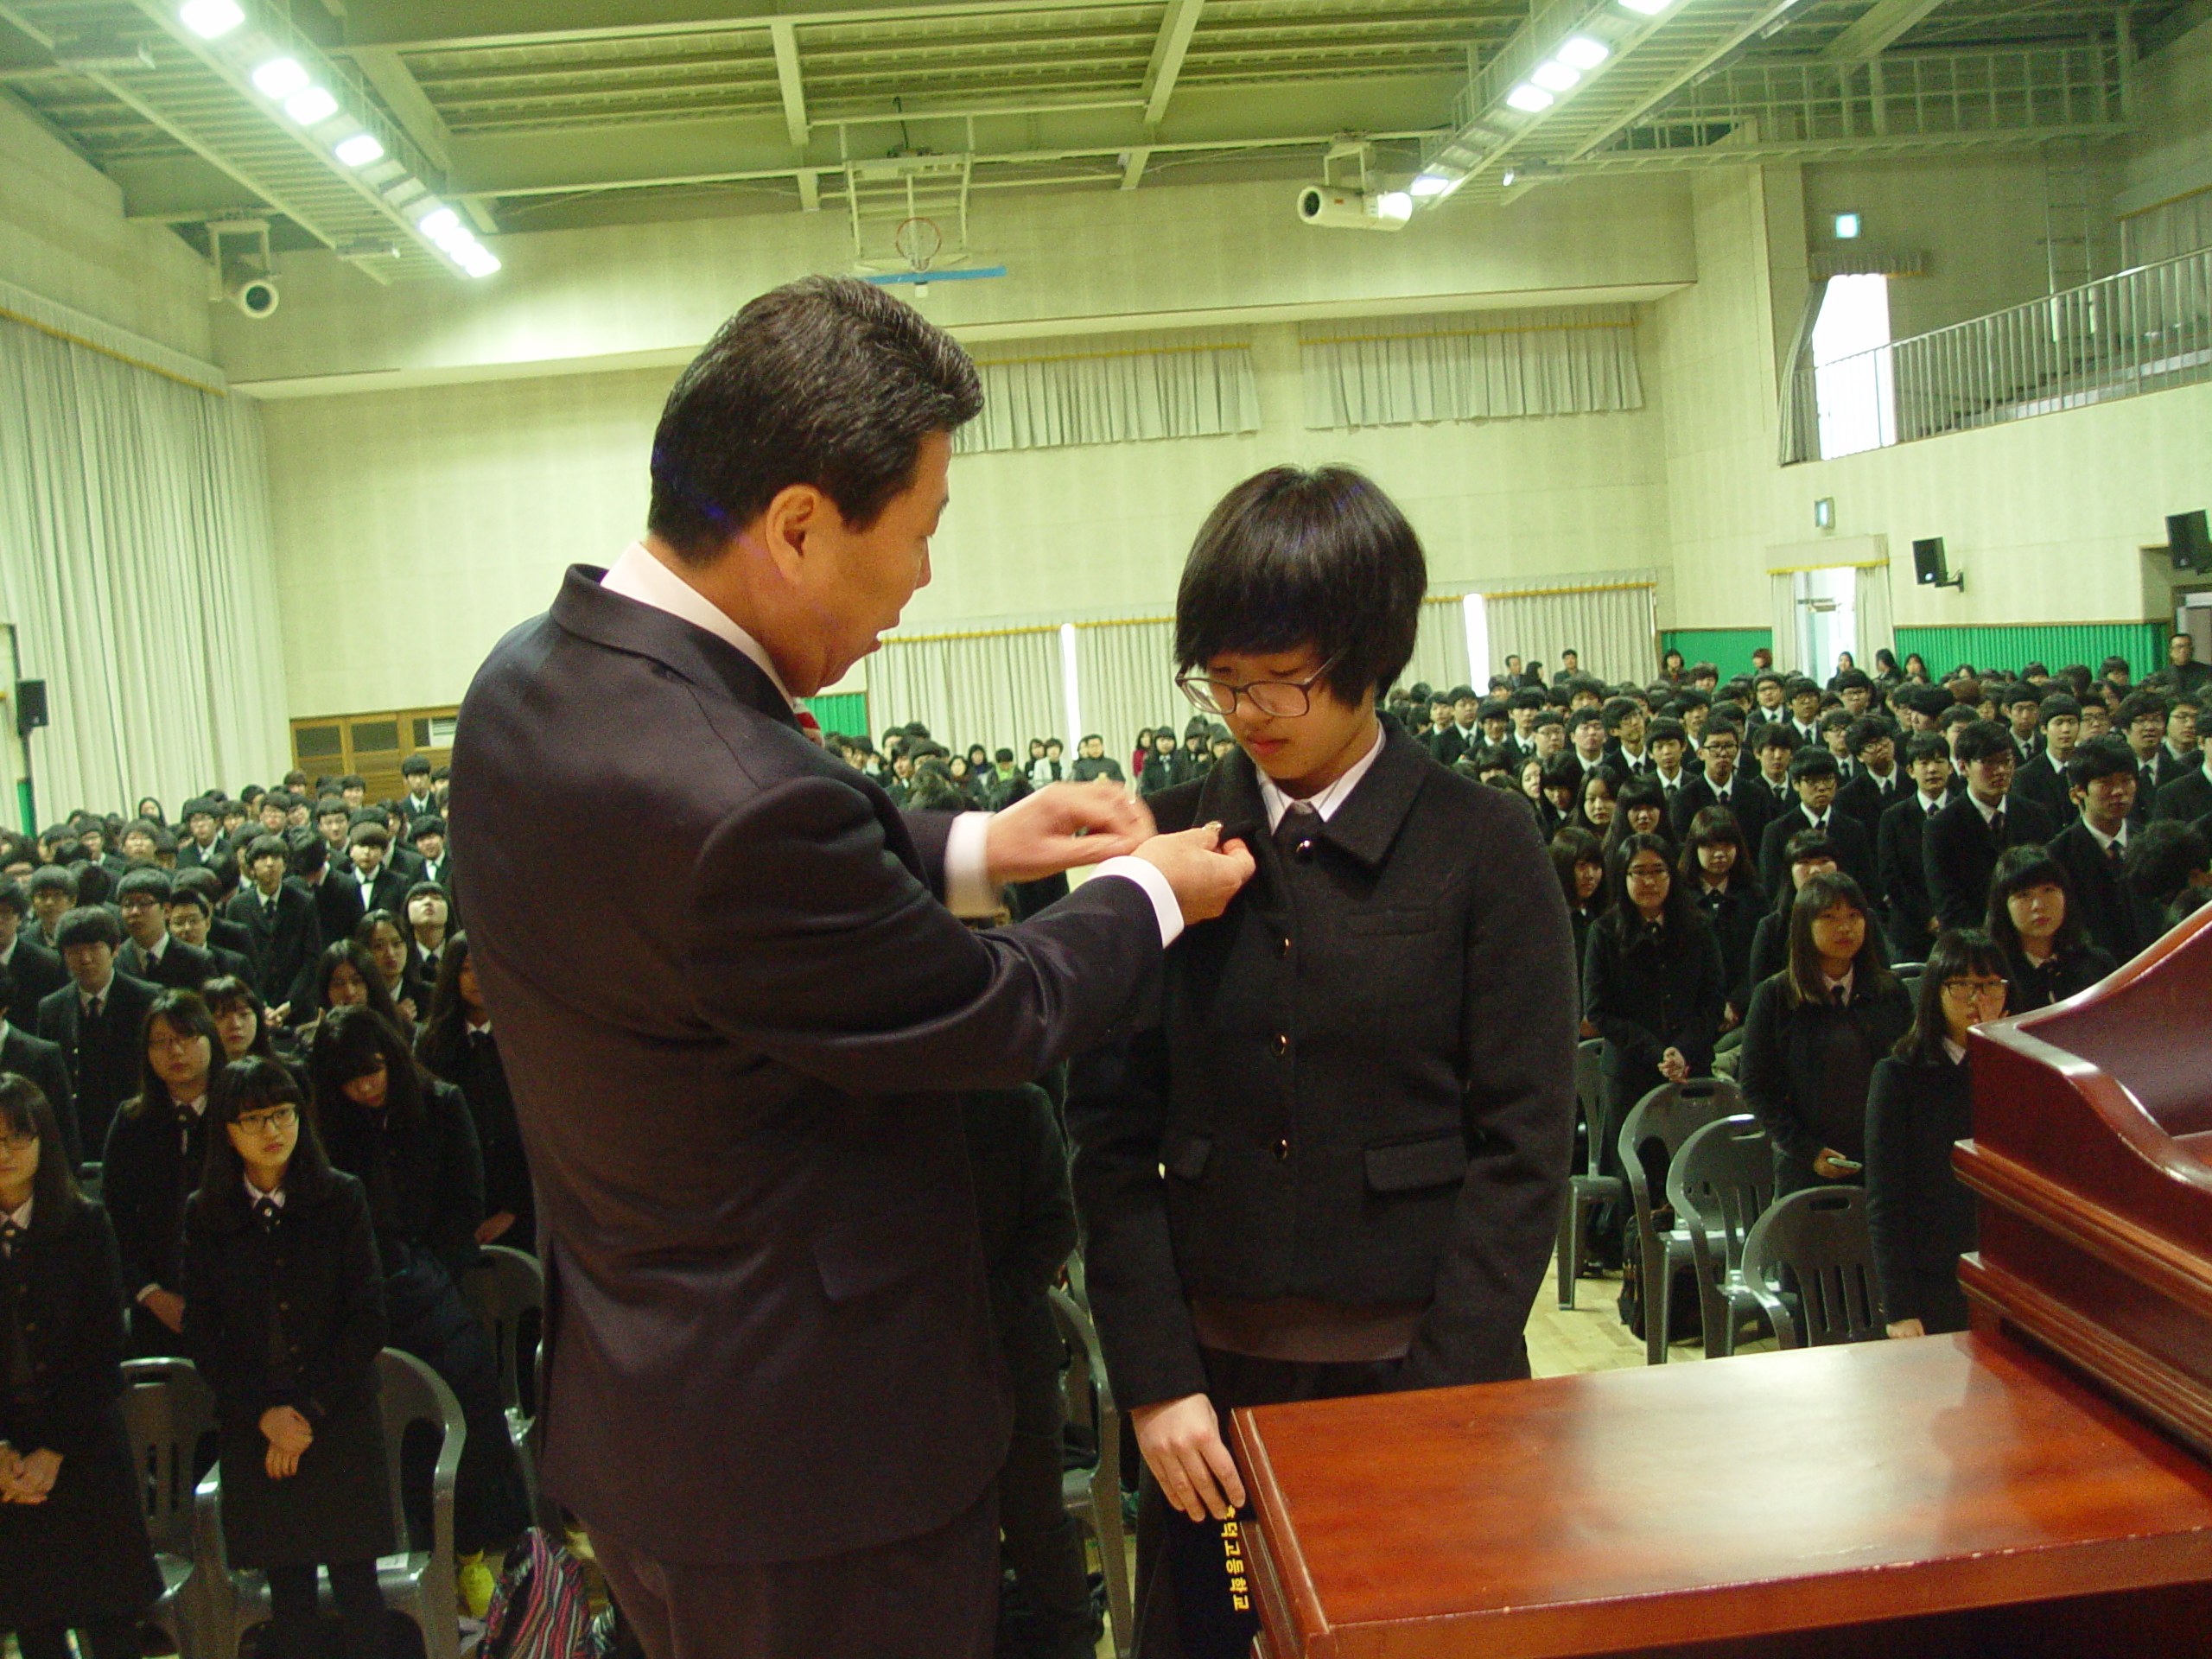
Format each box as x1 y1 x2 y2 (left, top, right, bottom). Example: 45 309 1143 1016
1950 719 2017 765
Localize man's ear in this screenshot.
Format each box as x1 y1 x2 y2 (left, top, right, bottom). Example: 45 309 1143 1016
757 482 830 583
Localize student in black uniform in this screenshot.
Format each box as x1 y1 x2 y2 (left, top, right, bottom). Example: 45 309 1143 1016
1985 846 2115 1014
0 885 67 1036
1925 719 2057 930
100 990 223 1357
1865 929 2009 1340
181 1058 394 1659
415 934 532 1254
1678 807 1764 1033
1551 826 1609 1024
0 1074 162 1659
1739 872 1912 1196
353 910 428 1029
35 908 159 1171
1065 465 1573 1659
2047 738 2155 963
1878 734 1956 960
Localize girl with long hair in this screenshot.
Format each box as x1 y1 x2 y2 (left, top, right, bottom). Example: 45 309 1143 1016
99 990 222 1355
1986 845 2115 1012
415 934 533 1252
1678 806 1764 1031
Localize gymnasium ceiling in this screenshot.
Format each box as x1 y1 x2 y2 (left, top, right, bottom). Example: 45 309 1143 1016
0 0 2195 280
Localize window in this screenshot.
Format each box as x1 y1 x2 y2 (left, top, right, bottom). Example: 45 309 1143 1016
1811 274 1895 460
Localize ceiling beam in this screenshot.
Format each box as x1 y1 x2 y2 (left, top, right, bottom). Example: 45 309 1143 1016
339 0 1166 54
1119 143 1151 188
1141 0 1204 127
770 19 809 149
351 45 455 175
1819 0 1950 62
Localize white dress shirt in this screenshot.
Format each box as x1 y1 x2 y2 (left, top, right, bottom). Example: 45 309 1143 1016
1256 725 1384 832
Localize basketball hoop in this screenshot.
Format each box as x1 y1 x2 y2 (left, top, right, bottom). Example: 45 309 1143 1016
892 217 944 274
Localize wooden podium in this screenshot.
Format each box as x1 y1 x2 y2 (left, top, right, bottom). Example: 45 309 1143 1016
1230 907 2212 1658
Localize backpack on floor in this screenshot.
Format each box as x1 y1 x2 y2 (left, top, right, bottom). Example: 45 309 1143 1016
481 1528 595 1659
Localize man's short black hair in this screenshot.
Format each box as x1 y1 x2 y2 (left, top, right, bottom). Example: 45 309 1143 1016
410 815 447 842
27 865 77 900
1173 465 1425 707
116 868 174 904
401 755 430 777
1646 718 1687 748
1787 747 1840 782
1509 688 1546 711
2065 735 2139 791
994 747 1014 764
2038 694 2083 723
1845 715 1895 756
1599 696 1640 733
1755 722 1799 753
315 796 349 821
2005 683 2043 710
260 789 295 812
166 887 212 918
648 276 984 563
1952 719 2018 765
1904 731 1951 765
172 866 224 901
1833 668 1873 692
246 833 289 866
2117 689 2170 725
1784 676 1821 701
0 883 24 918
54 906 122 951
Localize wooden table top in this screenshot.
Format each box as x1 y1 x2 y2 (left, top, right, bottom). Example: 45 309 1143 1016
1230 1333 2212 1658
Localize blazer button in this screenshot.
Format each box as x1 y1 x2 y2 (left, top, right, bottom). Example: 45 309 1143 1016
1276 934 1292 958
1273 1138 1291 1161
1293 840 1313 861
1272 1033 1289 1057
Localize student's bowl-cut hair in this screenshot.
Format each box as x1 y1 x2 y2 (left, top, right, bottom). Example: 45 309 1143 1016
1173 465 1425 709
1986 844 2090 958
1784 871 1895 1007
647 276 983 563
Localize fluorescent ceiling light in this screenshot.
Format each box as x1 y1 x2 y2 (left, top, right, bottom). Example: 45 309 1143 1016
1409 172 1454 198
417 206 460 238
434 222 476 251
1506 83 1555 112
179 0 245 39
1374 191 1413 222
461 250 500 278
1531 60 1582 92
1557 35 1611 69
1834 212 1861 238
251 56 308 99
334 132 385 167
1618 0 1670 12
283 86 337 124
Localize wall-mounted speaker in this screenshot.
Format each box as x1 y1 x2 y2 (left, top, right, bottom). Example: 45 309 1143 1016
14 679 46 737
1912 537 1949 587
2167 510 2209 574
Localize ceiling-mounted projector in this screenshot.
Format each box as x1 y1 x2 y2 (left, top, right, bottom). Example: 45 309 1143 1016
1297 184 1411 232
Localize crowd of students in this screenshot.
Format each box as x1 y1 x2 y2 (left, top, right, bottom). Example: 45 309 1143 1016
5 628 2209 1658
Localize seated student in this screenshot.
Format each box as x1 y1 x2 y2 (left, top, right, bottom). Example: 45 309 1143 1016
1748 721 1800 817
180 1058 393 1659
172 864 254 959
408 817 458 918
1065 734 1125 785
1924 720 2057 930
2000 683 2044 762
226 834 323 1022
102 990 225 1357
35 908 159 1171
1740 872 1912 1196
296 940 410 1052
2046 737 2156 963
0 964 76 1154
1643 717 1694 804
1866 929 2008 1339
1758 747 1874 898
164 887 253 988
415 934 531 1255
401 883 453 985
201 975 298 1073
2126 819 2212 932
0 884 67 1034
1600 696 1651 775
1781 677 1824 749
2162 695 2203 789
1539 756 1586 838
1575 763 1624 839
1986 846 2115 1014
1552 826 1609 1029
1065 465 1572 1659
1834 717 1907 846
115 820 162 868
338 823 410 932
175 798 227 872
308 1006 529 1612
1516 755 1554 832
353 911 427 1029
0 1075 163 1659
1601 774 1671 865
1746 831 1842 992
2155 704 2212 822
1671 719 1764 836
1567 707 1609 772
1680 807 1764 1033
1818 709 1858 781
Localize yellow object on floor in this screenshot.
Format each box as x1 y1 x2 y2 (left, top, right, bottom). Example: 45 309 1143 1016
458 1549 497 1618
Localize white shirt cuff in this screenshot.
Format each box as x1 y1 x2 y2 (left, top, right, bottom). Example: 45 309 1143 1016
137 1283 162 1305
943 812 1001 917
1094 856 1185 949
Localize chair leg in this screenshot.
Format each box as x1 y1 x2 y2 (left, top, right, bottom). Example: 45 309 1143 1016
1090 1478 1133 1658
1643 1233 1669 1366
1555 1192 1578 1311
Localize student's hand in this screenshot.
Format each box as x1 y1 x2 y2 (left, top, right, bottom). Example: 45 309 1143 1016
397 996 418 1023
1812 1148 1858 1179
476 1211 515 1245
264 1441 301 1480
1132 1393 1246 1523
1659 1046 1690 1084
1579 1018 1599 1040
269 1001 290 1027
985 783 1156 881
1132 825 1256 925
0 1444 26 1501
1720 1003 1741 1033
13 1447 60 1501
144 1288 186 1333
1886 1318 1926 1339
261 1405 314 1458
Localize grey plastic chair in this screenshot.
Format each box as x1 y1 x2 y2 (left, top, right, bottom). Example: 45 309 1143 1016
1048 1285 1131 1659
1617 1076 1744 1364
459 1243 544 1519
1664 1115 1777 1357
118 1356 222 1658
196 1346 467 1659
1554 1039 1620 1309
1739 1185 1885 1348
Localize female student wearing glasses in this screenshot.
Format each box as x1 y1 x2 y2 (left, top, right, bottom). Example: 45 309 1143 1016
1066 466 1576 1659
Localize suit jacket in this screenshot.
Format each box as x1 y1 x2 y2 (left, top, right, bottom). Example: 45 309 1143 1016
1835 766 1910 849
2047 820 2155 963
330 863 410 931
2007 748 2075 826
2152 744 2199 796
1669 772 1775 853
175 836 230 872
1 1024 77 1167
2155 764 2212 823
35 971 159 1167
3 937 68 1033
416 854 461 917
1065 728 1576 1409
1877 794 1946 957
1758 806 1875 898
101 1096 214 1307
1924 793 2057 931
117 936 216 994
1865 1054 1975 1332
306 869 362 962
225 881 323 1013
451 563 1164 1565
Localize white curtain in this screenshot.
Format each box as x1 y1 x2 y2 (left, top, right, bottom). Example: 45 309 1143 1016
0 292 289 822
1853 563 1895 673
957 330 1258 454
1073 619 1179 760
1481 583 1656 687
1769 574 1802 676
1301 307 1643 430
867 626 1064 756
2120 188 2212 266
1398 596 1474 697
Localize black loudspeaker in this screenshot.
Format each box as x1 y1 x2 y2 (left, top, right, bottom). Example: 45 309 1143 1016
2168 510 2209 574
14 680 46 737
1912 537 1948 586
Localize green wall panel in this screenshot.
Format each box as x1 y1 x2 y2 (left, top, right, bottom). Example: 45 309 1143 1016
1661 629 1773 679
1891 624 2164 681
801 691 869 738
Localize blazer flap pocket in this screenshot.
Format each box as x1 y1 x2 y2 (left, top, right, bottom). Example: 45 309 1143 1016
812 1213 939 1303
1343 908 1433 938
1161 1132 1213 1182
1364 1133 1468 1193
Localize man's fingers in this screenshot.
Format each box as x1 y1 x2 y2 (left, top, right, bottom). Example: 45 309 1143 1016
1198 1431 1247 1512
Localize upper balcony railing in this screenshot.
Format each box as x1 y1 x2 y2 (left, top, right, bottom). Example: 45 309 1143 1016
1786 245 2212 463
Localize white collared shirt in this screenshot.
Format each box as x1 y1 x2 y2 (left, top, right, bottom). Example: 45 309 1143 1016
1919 791 1947 817
1967 791 2006 826
1821 967 1856 1004
1257 725 1384 832
245 1178 287 1209
3 1196 29 1233
599 543 1179 944
1942 1037 1967 1065
2084 818 2127 856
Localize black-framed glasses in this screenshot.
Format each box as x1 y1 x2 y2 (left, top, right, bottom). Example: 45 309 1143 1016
232 1104 297 1135
1175 652 1344 720
1941 978 2009 1006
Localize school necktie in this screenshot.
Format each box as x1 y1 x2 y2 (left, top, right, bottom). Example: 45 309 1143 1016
253 1196 283 1233
1989 809 2006 846
0 1217 19 1257
795 708 825 747
2107 839 2125 872
1274 801 1319 865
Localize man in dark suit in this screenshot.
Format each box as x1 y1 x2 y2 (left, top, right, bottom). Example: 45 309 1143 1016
451 276 1253 1659
163 887 255 985
291 835 359 959
1758 748 1874 898
1834 716 1908 848
113 868 216 993
2009 695 2082 824
174 797 229 873
1878 734 1955 960
1924 721 2058 930
0 883 67 1033
225 832 323 1017
2156 744 2212 823
0 962 76 1161
35 906 159 1168
2047 740 2157 963
1669 723 1773 849
337 822 410 925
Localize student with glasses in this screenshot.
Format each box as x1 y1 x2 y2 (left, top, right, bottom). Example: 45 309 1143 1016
1068 465 1574 1659
0 1074 162 1659
1866 931 2010 1338
181 1058 395 1659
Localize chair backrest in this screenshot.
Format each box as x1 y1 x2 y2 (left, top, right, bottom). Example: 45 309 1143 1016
119 1356 216 1554
1740 1185 1885 1345
376 1345 465 1548
460 1245 544 1417
1616 1077 1745 1222
1573 1039 1605 1178
1047 1285 1106 1446
1666 1115 1774 1273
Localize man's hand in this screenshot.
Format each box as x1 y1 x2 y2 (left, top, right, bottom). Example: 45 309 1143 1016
984 783 1155 884
1886 1318 1926 1339
143 1288 186 1333
1132 826 1255 925
1131 1393 1246 1523
1658 1046 1690 1084
8 1446 60 1503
